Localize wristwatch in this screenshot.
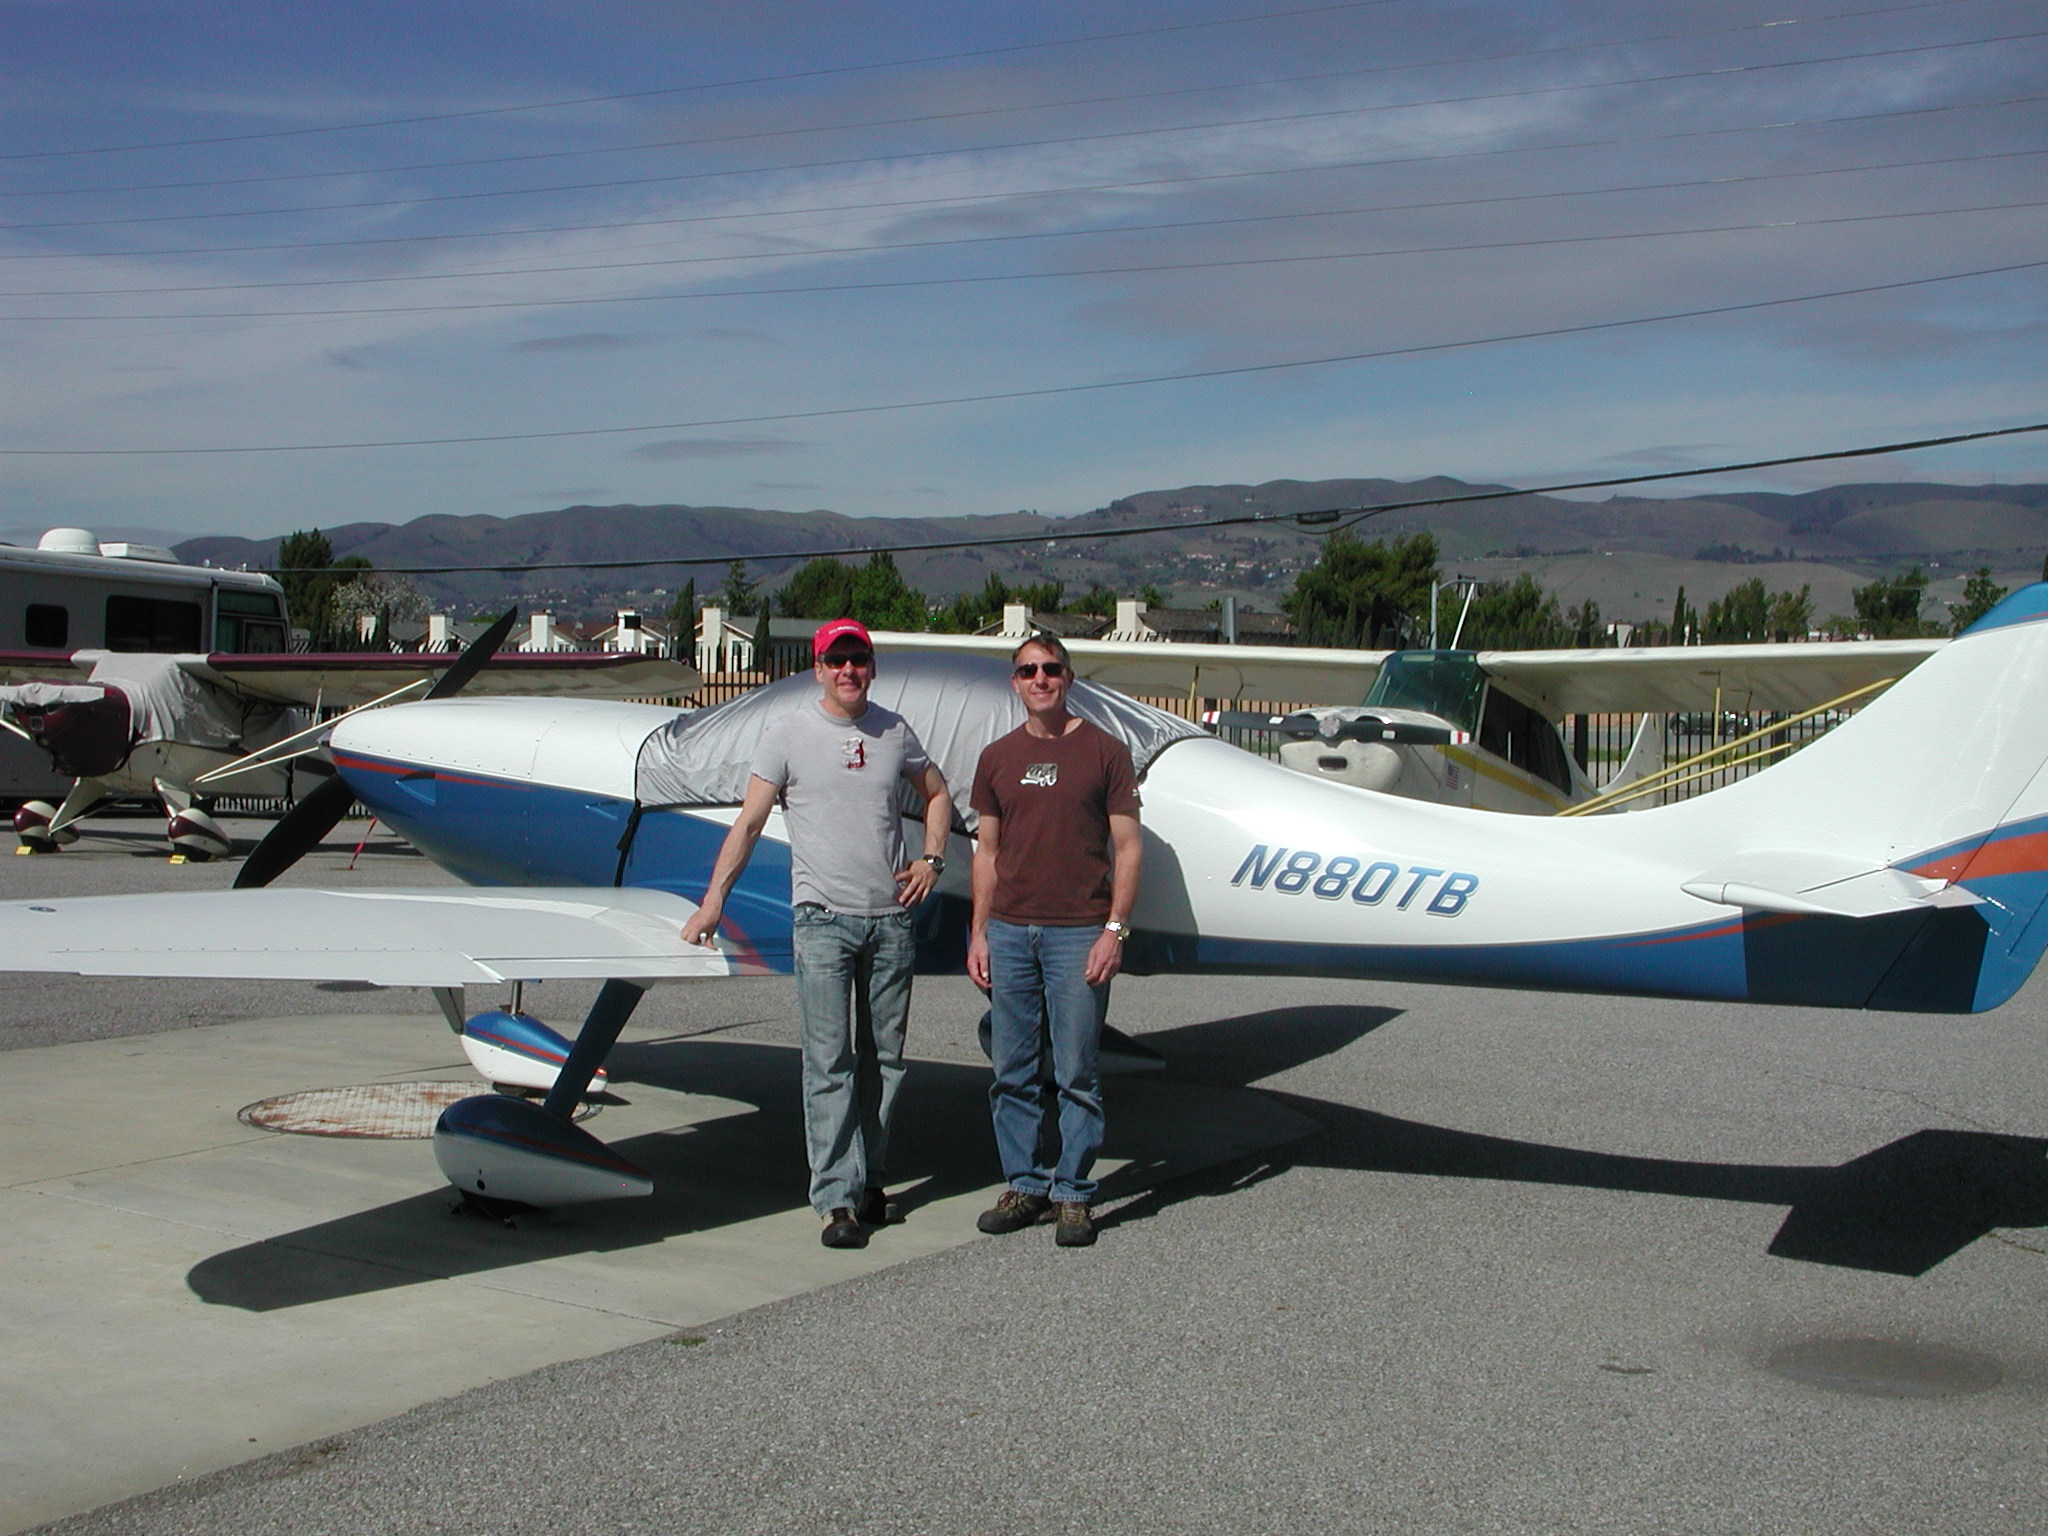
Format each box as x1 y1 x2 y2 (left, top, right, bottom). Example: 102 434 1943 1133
921 853 946 875
1103 920 1130 942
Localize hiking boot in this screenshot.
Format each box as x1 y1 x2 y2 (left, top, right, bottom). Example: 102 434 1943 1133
857 1185 901 1227
976 1189 1051 1234
820 1207 867 1249
1053 1202 1096 1247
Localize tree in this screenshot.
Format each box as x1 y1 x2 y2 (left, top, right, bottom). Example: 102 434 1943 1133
270 530 371 648
1703 578 1771 644
1766 584 1813 641
1849 567 1938 638
666 577 697 658
777 556 857 620
1456 572 1570 651
719 559 757 613
331 570 430 650
777 552 927 629
1670 585 1693 645
1949 567 2008 634
1283 531 1438 649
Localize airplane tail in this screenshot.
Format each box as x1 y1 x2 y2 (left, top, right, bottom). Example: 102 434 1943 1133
1644 584 2048 1012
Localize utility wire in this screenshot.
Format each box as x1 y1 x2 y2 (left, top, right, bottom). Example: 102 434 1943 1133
8 258 2041 455
16 198 2040 319
14 158 2041 300
11 90 2037 264
2 0 1985 199
8 28 2040 233
232 421 2048 576
0 0 1413 161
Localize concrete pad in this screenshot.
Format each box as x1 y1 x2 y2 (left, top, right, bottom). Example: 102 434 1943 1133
0 1010 1312 1533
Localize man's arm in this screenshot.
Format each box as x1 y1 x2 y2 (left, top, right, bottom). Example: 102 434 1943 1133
1085 810 1144 985
965 811 1001 988
893 762 952 907
680 774 781 946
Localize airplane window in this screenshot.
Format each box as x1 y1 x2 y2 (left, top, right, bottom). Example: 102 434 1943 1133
1477 688 1573 796
24 603 67 648
1365 651 1487 734
105 594 203 652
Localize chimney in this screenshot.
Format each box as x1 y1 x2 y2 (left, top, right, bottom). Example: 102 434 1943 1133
428 614 452 651
1001 602 1031 636
527 613 555 652
698 605 725 672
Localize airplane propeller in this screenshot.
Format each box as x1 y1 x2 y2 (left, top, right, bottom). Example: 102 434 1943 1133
1201 708 1466 747
234 609 518 889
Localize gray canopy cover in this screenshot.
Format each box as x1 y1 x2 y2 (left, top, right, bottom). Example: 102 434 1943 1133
634 651 1203 824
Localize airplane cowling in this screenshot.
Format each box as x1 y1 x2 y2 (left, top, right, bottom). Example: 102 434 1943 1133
433 1094 653 1207
14 685 132 778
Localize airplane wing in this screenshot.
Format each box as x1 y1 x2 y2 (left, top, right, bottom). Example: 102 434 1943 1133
0 886 731 987
182 651 699 707
1478 639 1947 716
0 650 95 686
868 630 1388 703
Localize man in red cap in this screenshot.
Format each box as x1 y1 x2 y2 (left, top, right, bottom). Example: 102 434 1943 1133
683 618 952 1249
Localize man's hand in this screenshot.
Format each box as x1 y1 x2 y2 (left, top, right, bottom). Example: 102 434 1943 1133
895 857 939 907
681 902 722 947
966 931 991 989
1084 929 1125 986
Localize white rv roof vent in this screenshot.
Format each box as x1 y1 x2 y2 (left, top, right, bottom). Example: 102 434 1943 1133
99 541 177 563
37 527 99 555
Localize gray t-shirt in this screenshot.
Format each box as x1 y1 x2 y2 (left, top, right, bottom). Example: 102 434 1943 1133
748 699 933 916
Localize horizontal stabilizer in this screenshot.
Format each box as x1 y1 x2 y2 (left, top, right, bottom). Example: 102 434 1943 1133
1681 850 1977 919
0 886 731 986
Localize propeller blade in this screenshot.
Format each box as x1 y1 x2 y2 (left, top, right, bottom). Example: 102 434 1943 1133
423 607 518 699
232 774 355 889
234 610 517 888
1202 709 1320 737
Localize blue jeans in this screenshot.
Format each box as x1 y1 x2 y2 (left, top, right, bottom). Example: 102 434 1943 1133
986 919 1108 1204
791 904 915 1215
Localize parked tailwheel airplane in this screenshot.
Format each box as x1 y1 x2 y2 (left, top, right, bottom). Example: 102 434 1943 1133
0 593 2042 1215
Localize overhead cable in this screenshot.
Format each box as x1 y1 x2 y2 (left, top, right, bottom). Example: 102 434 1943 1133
12 163 2041 300
225 420 2048 576
0 0 1414 161
7 27 2041 233
3 0 1989 200
7 257 2041 454
10 90 2037 265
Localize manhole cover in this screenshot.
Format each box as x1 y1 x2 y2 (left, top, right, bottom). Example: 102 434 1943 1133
1767 1337 2002 1399
239 1082 598 1139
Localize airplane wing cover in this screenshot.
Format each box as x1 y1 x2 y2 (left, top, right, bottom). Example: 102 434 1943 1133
0 887 731 986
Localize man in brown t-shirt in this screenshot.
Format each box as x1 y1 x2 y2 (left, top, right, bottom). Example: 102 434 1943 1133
968 633 1142 1248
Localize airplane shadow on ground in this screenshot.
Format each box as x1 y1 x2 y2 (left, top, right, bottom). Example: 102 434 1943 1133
1113 1009 2048 1278
190 1004 2048 1310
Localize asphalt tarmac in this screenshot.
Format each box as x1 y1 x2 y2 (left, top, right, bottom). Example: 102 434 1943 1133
12 816 2048 1534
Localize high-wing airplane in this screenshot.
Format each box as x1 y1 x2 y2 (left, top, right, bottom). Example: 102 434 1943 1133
0 634 697 859
0 591 2039 1217
871 629 1946 814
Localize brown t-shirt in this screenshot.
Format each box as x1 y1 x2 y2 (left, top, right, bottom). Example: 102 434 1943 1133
971 718 1141 926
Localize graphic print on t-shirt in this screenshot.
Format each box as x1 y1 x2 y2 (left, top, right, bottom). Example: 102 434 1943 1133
1022 762 1057 786
842 736 866 770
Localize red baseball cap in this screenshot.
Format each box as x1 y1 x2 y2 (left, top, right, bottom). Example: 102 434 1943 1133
813 617 874 659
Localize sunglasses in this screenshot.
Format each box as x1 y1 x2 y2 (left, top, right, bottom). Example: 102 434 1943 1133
1013 661 1068 680
820 651 875 670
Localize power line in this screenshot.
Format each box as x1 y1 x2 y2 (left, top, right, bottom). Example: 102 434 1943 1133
0 1 1414 162
8 257 2040 454
14 198 2041 320
2 0 1983 200
11 90 2037 265
246 420 2048 576
13 156 2040 300
7 28 2040 234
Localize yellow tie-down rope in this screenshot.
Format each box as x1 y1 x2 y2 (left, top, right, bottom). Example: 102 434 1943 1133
1555 676 1898 817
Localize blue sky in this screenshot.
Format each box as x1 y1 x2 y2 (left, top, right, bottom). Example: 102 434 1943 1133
1 0 2042 542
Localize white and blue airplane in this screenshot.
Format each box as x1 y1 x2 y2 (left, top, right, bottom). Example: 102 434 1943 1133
1 589 2045 1214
